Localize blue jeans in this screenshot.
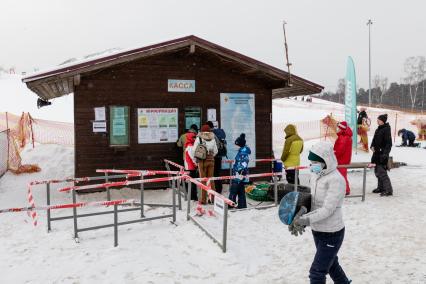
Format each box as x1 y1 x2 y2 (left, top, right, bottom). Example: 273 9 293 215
309 228 349 284
229 182 247 209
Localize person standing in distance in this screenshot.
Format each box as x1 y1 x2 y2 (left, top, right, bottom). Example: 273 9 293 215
371 114 393 196
281 124 304 184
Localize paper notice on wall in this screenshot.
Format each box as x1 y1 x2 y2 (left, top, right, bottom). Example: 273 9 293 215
93 121 107 133
137 108 178 144
207 108 216 122
94 107 106 121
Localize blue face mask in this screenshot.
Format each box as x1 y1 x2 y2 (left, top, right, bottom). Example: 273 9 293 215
310 163 323 174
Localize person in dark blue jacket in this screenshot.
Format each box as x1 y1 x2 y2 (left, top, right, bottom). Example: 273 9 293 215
229 133 251 209
398 129 416 147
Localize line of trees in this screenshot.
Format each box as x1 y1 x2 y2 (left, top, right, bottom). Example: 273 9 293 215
320 56 426 111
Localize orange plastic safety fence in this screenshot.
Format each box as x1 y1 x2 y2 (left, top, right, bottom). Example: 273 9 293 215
0 130 7 176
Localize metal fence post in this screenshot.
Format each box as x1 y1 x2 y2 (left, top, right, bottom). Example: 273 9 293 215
172 185 176 223
105 172 111 201
222 203 228 253
140 174 145 218
182 179 188 201
114 204 118 247
72 189 79 242
273 175 278 206
294 169 299 192
362 166 367 202
177 178 182 211
46 182 51 232
187 180 191 221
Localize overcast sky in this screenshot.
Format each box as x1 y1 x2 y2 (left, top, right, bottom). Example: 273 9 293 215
1 0 425 92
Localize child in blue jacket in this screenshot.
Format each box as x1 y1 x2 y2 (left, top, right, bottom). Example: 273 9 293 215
229 133 251 209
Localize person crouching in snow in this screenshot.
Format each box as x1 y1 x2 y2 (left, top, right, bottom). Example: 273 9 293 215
184 132 198 201
397 128 416 147
229 133 251 209
334 121 353 195
290 141 351 284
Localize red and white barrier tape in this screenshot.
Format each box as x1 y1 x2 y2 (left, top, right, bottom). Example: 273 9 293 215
96 169 188 176
0 199 135 214
164 159 185 170
222 158 280 164
96 169 156 176
58 175 184 193
29 177 90 186
27 185 37 226
183 175 235 207
196 172 282 182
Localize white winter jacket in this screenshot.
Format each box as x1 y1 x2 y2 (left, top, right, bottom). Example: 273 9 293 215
303 141 346 233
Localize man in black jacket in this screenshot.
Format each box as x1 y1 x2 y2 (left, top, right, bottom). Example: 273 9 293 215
370 114 393 196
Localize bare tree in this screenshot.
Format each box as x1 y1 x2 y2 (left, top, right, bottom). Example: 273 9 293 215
373 75 381 104
336 78 345 104
404 56 426 110
379 76 388 104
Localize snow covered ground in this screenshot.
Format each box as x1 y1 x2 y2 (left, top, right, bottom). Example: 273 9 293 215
0 139 425 283
0 96 425 283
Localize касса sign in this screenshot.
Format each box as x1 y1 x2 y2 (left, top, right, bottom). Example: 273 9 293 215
168 79 195 93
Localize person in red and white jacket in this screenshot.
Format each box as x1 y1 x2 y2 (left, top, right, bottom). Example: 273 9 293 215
184 132 198 201
334 121 353 195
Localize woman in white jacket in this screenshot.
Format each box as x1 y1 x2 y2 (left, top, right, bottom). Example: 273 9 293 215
291 141 351 284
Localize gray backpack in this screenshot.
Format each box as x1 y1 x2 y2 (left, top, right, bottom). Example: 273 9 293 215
194 137 207 160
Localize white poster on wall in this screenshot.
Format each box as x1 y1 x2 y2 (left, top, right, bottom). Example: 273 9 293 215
207 108 216 122
137 108 178 144
220 93 256 168
94 107 106 121
93 121 107 133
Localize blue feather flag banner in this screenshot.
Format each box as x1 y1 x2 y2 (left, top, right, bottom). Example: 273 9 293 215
345 57 358 148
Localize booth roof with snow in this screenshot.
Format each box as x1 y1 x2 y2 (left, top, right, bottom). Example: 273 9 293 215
22 35 323 178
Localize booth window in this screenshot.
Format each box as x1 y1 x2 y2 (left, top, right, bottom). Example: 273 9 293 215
109 106 130 147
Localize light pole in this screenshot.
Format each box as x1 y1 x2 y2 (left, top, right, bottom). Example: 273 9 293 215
367 19 373 107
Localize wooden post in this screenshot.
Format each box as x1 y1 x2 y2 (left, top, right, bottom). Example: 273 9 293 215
393 113 398 143
5 112 9 169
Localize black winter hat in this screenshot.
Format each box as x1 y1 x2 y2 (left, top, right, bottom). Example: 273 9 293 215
206 121 214 129
378 114 388 123
235 133 246 147
189 124 198 132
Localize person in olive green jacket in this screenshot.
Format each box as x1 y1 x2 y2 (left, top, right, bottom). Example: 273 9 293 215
281 124 304 184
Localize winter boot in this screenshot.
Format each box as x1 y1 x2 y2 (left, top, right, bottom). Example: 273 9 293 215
380 192 393 197
372 188 383 193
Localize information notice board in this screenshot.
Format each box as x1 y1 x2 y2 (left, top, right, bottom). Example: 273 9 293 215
220 93 256 168
109 106 129 146
138 108 178 144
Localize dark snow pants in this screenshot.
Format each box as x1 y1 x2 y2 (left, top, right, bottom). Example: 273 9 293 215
188 170 198 201
214 156 223 194
229 182 247 209
374 164 393 194
309 228 350 284
286 169 300 185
